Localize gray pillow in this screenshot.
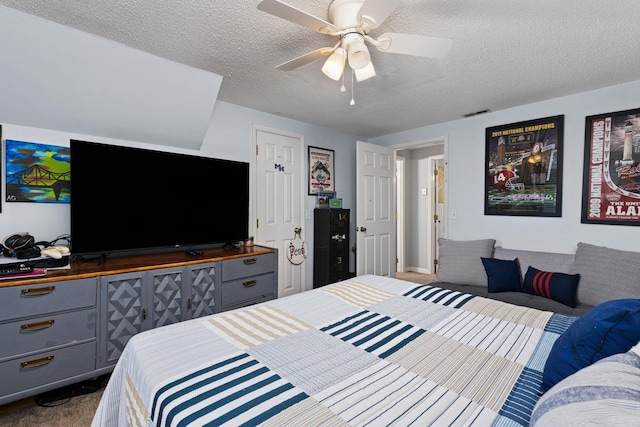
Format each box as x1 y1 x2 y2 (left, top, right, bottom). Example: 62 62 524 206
495 247 575 282
570 242 640 306
436 238 495 287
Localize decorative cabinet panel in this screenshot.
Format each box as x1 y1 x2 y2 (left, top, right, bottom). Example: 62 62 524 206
100 271 147 367
188 263 217 319
150 268 185 328
314 209 351 288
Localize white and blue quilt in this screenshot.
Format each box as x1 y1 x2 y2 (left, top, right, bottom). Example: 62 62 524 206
92 275 576 426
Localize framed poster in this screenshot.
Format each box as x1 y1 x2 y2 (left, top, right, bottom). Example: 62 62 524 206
485 115 564 217
581 108 640 225
5 140 71 203
308 146 334 195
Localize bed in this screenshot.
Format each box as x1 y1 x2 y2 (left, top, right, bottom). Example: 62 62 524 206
91 275 577 426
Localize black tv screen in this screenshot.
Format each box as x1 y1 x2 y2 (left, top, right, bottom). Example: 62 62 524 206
70 140 249 256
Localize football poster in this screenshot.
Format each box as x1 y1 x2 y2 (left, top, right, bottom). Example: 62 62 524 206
582 108 640 225
485 115 564 217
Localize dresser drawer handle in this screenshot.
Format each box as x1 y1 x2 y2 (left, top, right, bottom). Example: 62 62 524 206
21 320 55 331
243 258 257 265
21 286 55 297
20 355 54 369
243 280 257 287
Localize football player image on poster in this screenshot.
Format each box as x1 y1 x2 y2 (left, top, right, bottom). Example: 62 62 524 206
485 115 564 217
582 108 640 225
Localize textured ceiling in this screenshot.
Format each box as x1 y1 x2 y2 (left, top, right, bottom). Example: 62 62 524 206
2 0 640 138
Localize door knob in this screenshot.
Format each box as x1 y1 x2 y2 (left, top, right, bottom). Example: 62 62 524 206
358 227 367 232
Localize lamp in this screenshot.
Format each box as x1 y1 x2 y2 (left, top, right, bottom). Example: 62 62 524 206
344 33 370 70
354 61 376 82
321 47 346 80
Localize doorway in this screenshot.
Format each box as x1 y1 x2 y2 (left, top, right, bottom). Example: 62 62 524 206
395 140 446 275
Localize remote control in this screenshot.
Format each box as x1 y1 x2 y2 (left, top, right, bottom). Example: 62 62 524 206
0 264 34 276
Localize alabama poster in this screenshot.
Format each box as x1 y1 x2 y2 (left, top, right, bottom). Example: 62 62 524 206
582 108 640 225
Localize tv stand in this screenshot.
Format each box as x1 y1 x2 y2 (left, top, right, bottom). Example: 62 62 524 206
0 245 277 406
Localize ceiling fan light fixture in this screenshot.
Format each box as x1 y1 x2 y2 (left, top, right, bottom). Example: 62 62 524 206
343 33 370 70
354 60 376 82
321 47 347 80
347 39 370 70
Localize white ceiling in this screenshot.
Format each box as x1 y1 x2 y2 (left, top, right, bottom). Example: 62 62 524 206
2 0 640 139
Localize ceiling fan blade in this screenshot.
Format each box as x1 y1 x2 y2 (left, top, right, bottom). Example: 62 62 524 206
257 0 337 35
357 0 402 31
375 33 453 58
275 47 334 71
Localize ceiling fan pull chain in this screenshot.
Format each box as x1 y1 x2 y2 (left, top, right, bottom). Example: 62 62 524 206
350 68 356 106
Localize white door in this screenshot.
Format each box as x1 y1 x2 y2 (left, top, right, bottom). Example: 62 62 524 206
395 157 405 273
254 127 304 298
430 156 446 274
356 141 396 277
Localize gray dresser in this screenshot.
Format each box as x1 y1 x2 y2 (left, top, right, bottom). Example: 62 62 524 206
0 246 277 405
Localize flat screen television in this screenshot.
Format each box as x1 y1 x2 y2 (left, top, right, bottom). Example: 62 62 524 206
70 139 249 257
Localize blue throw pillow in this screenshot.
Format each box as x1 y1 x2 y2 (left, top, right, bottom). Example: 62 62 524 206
481 257 522 292
523 266 580 307
541 299 640 392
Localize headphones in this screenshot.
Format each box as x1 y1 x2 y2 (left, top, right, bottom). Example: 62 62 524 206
2 233 41 259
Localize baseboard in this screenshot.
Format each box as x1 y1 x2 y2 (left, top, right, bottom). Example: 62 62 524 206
405 267 433 275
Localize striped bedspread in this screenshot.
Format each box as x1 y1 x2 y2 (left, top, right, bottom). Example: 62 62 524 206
91 275 576 426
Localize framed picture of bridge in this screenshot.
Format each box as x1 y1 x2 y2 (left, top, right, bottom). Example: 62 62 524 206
5 140 71 203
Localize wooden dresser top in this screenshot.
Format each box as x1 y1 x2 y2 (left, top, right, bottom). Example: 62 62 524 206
0 245 276 288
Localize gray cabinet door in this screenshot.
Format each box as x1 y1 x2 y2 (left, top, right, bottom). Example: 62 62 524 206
99 271 146 367
99 267 187 367
187 262 217 318
150 267 185 328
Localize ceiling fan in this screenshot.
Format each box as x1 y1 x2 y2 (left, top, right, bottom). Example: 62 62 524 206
257 0 453 82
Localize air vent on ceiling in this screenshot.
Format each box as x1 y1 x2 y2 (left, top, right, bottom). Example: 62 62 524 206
462 109 492 118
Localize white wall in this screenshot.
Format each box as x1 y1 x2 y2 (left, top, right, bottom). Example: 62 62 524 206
1 101 360 290
0 6 221 150
372 80 640 254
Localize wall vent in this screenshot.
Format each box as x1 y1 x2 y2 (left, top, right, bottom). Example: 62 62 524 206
462 109 492 118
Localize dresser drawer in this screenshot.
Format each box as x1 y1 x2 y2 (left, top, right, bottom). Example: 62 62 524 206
0 308 96 360
220 273 275 308
221 253 275 282
0 278 97 322
0 341 95 397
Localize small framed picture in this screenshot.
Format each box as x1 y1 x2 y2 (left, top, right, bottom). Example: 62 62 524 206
308 146 335 195
5 139 71 203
